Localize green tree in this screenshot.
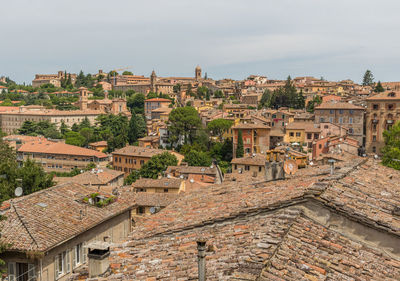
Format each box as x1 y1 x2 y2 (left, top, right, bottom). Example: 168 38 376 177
79 127 95 146
60 121 69 135
382 121 400 170
18 158 54 195
207 119 233 141
362 70 374 86
296 90 306 109
306 95 322 113
124 170 141 185
79 117 91 130
65 131 86 147
236 129 244 158
183 150 212 166
140 152 178 179
128 113 146 144
374 81 385 93
122 71 133 75
127 93 145 114
168 106 201 145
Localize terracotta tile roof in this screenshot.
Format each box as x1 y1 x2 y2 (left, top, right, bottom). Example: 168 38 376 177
112 146 166 158
232 123 271 129
133 178 183 189
165 165 218 176
315 101 364 110
138 136 159 142
145 98 172 102
366 90 400 101
108 157 400 279
231 154 266 166
64 168 124 185
285 122 321 133
134 192 180 207
3 135 43 143
0 183 135 252
18 140 108 158
89 140 108 147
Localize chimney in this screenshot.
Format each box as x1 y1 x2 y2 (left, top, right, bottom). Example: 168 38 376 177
87 242 110 278
197 239 206 281
328 159 336 175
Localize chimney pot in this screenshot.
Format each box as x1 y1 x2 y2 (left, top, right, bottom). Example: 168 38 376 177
197 239 207 281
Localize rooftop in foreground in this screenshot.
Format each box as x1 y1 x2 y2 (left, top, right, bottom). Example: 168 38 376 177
108 157 400 280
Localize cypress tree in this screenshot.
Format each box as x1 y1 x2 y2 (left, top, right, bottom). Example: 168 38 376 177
236 129 244 158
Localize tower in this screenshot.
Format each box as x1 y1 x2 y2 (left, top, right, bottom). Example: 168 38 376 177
195 65 202 81
150 70 157 93
79 87 88 110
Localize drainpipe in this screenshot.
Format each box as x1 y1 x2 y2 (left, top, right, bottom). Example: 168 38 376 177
40 259 43 281
197 239 206 281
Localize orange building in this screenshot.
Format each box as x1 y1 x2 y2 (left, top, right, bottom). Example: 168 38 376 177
232 123 271 157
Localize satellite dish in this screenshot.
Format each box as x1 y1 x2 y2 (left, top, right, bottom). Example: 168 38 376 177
284 160 298 175
150 207 156 214
14 187 23 197
189 179 194 183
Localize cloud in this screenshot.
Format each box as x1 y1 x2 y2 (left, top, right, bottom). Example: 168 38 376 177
1 0 400 83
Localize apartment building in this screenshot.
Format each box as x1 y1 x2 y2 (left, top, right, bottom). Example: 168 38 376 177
232 123 271 157
144 98 172 119
165 165 223 185
284 122 321 149
231 154 266 178
112 146 184 176
17 140 109 172
0 182 135 281
32 70 77 88
314 101 364 145
365 91 400 154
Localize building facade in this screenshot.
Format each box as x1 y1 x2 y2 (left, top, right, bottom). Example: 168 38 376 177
365 91 400 154
232 123 271 157
314 101 364 145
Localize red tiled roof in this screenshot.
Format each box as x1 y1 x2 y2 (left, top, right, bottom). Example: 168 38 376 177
315 101 364 110
145 98 172 102
18 140 108 158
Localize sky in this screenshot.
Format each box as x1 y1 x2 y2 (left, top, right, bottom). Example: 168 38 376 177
1 0 400 84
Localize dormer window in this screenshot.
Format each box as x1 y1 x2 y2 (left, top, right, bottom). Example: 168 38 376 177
388 92 396 97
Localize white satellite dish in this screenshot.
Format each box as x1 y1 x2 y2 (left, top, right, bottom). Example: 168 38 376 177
15 187 23 197
150 207 156 214
189 179 195 183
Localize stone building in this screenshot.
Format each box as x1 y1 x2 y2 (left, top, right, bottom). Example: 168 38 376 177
0 182 135 281
132 178 185 193
365 91 400 154
314 101 364 145
232 123 271 156
112 146 184 176
32 70 77 88
17 139 109 172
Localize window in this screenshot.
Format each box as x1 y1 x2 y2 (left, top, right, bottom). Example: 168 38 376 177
73 243 83 268
349 117 353 124
140 160 144 166
373 104 379 110
137 206 145 214
339 109 344 114
320 117 325 122
372 146 376 153
258 166 262 172
7 262 36 281
246 138 251 144
296 132 301 137
289 132 294 137
307 133 312 139
234 164 237 170
314 133 319 139
329 117 333 123
164 188 169 193
330 109 334 114
55 250 70 279
373 135 377 142
319 144 322 149
324 125 329 129
349 128 354 134
339 117 343 124
388 104 394 110
245 165 250 171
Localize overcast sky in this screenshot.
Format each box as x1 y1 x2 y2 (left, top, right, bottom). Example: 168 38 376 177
1 0 399 84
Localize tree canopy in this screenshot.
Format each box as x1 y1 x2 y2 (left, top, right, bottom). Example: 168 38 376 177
207 119 233 141
236 129 244 158
382 121 400 170
168 106 201 145
258 77 304 109
374 81 385 93
139 152 178 179
362 70 374 86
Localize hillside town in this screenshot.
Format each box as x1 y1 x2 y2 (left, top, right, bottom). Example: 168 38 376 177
0 66 399 281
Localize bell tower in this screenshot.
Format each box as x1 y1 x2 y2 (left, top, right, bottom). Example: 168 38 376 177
79 87 88 110
195 65 202 81
150 70 157 93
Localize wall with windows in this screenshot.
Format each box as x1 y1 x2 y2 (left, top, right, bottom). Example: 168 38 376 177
4 211 131 281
